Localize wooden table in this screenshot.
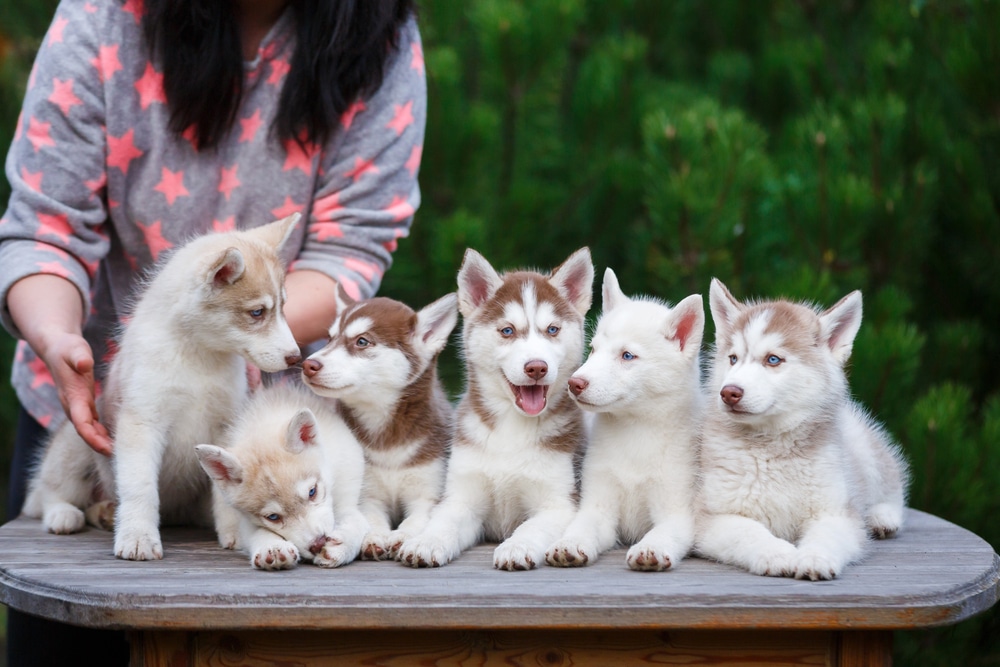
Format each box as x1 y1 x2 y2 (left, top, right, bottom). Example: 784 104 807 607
0 509 996 666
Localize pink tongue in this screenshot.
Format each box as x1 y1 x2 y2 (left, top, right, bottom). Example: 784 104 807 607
517 385 547 415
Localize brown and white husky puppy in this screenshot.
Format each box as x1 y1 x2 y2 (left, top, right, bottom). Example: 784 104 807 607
302 287 458 560
398 248 594 571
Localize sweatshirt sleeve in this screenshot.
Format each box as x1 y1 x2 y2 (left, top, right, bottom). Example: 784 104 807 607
290 16 427 300
0 0 113 339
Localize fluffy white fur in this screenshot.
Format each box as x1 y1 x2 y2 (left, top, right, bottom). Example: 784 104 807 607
696 279 909 580
196 384 367 570
23 216 303 561
302 290 458 560
546 269 702 571
398 248 593 570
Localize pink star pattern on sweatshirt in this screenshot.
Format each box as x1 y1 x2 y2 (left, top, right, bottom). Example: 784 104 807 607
91 44 123 83
107 129 143 172
213 216 236 233
282 137 317 174
49 78 83 115
135 63 166 109
271 196 302 219
153 168 190 205
405 145 422 176
385 195 415 222
48 17 69 45
122 0 144 23
218 165 241 200
387 101 415 136
136 220 172 261
240 110 263 143
345 157 379 183
341 100 366 130
27 118 55 152
36 212 73 244
268 58 291 85
411 42 424 75
20 168 43 193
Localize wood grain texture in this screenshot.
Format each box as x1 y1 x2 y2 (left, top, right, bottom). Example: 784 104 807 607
0 509 996 632
139 629 841 667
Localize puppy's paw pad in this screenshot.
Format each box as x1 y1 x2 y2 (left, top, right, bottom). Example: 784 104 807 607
252 542 299 571
115 532 163 561
494 541 540 571
545 541 593 567
360 532 393 561
626 544 673 572
398 536 452 568
795 553 839 581
315 537 358 568
867 503 903 539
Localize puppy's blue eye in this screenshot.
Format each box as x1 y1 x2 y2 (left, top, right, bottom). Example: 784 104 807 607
500 326 514 337
249 308 265 319
622 351 635 361
766 354 783 366
729 354 738 365
356 337 370 348
309 486 317 499
265 513 280 522
547 325 560 336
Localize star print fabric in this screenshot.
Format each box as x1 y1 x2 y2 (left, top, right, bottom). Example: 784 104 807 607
0 0 427 429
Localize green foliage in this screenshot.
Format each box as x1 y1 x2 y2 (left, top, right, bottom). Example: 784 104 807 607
3 1 1000 664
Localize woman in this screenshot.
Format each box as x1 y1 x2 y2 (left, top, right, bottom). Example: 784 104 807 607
0 0 424 663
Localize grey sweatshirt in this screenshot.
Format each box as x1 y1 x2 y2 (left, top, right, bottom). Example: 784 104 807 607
0 0 427 428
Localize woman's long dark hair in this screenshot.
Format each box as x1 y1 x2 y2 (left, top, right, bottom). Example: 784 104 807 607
142 0 415 150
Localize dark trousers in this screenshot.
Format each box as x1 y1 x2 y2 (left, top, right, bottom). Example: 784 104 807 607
6 408 130 667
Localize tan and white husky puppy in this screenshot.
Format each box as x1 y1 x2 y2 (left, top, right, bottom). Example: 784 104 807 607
195 384 367 570
546 269 702 571
696 279 909 580
301 287 458 561
23 215 303 561
398 248 594 571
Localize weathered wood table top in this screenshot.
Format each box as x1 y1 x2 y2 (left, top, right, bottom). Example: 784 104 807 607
0 509 996 633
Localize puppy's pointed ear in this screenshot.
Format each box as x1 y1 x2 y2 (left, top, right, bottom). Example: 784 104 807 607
208 247 245 287
328 281 357 337
253 213 300 252
550 247 594 317
285 409 319 454
457 249 502 316
709 278 743 337
664 294 705 358
601 268 628 314
416 292 458 355
195 445 243 486
819 290 863 365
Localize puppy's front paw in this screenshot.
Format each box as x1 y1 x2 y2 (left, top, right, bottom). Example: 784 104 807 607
314 533 359 568
360 531 394 561
44 504 86 535
545 539 597 567
84 500 116 532
867 503 903 539
626 543 674 572
494 540 541 571
252 541 299 571
794 551 840 581
398 535 454 568
748 547 797 578
115 530 163 561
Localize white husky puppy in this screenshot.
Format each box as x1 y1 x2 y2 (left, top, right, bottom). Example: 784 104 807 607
546 269 702 571
398 248 594 571
23 215 303 561
301 287 458 561
195 384 367 570
696 279 909 580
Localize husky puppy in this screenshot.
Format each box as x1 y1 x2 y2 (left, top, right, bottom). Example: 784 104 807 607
195 384 367 570
546 269 702 571
301 287 458 561
397 248 594 571
696 279 909 580
23 215 303 561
